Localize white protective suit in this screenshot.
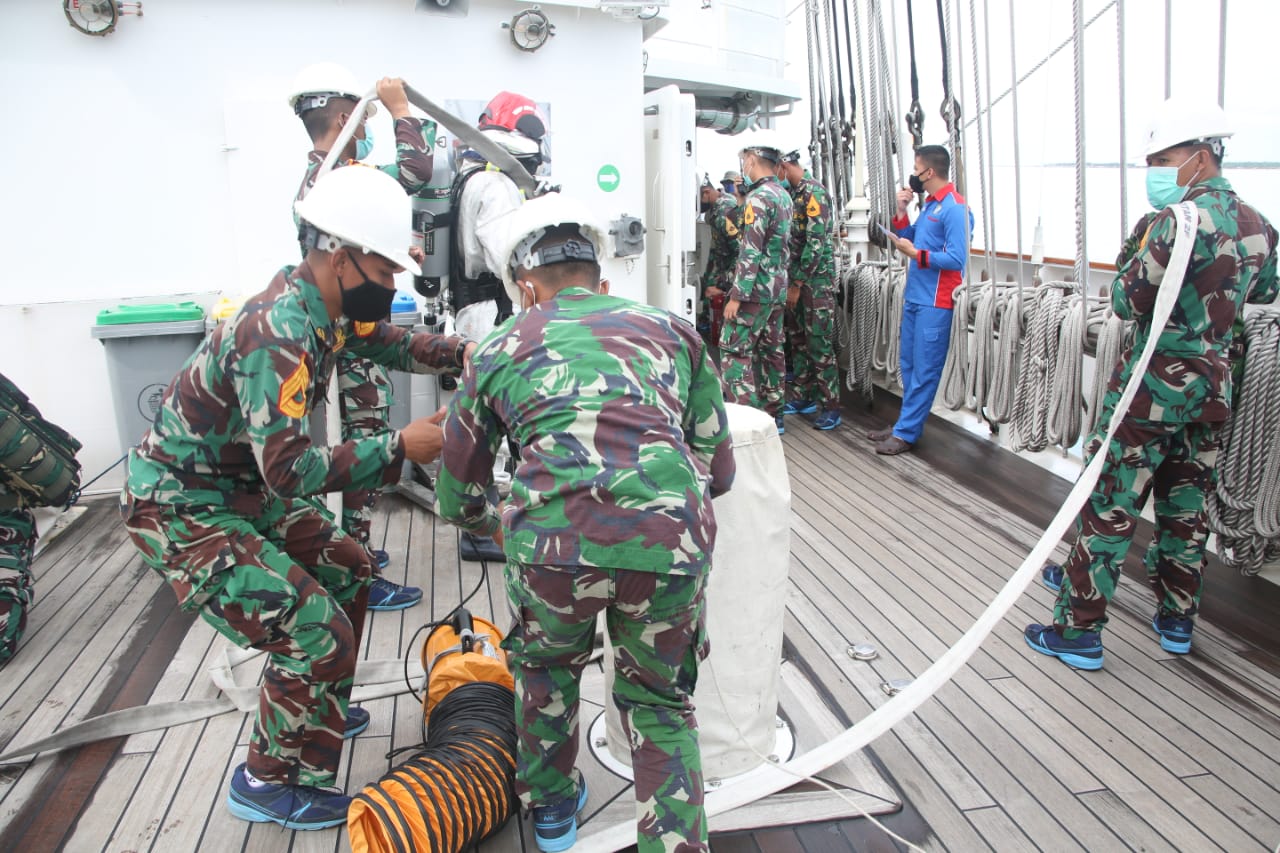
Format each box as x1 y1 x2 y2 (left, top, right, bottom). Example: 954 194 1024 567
452 164 524 342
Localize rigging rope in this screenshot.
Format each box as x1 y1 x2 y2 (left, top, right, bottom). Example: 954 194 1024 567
965 0 1117 131
936 0 964 198
904 0 924 150
1116 0 1129 243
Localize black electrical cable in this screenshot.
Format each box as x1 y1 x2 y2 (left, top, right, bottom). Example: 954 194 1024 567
401 559 490 700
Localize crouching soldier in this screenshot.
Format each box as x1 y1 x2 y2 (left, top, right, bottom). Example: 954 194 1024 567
120 167 472 829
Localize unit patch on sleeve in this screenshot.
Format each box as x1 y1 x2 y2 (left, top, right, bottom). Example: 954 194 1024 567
277 360 310 419
806 195 821 217
353 321 377 338
743 202 756 226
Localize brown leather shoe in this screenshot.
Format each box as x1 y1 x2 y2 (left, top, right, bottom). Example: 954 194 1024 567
866 428 894 443
875 436 913 456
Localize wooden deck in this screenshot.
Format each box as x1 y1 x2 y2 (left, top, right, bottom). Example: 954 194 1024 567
2 400 1279 852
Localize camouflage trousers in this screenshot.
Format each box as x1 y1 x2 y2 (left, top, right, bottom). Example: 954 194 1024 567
719 300 785 417
120 493 372 786
1053 416 1218 637
785 285 840 411
0 507 37 666
339 355 393 552
503 563 710 853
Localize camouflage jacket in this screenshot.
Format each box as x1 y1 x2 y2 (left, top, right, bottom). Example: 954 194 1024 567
788 174 835 295
435 288 737 575
293 116 437 250
125 266 466 511
702 194 741 292
1110 176 1278 424
728 176 792 304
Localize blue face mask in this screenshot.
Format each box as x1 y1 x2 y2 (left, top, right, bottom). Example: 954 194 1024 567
1146 152 1199 209
355 126 374 161
780 176 792 190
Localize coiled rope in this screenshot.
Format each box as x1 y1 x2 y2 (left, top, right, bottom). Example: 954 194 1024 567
1209 307 1280 574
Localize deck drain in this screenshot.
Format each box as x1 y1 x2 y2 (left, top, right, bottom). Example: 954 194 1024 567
880 678 912 696
847 643 878 661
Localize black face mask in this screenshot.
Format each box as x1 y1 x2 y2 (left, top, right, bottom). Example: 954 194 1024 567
339 253 396 322
908 171 927 194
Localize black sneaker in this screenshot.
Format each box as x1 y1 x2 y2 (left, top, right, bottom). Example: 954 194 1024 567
1024 623 1103 670
1152 609 1193 654
366 576 423 611
226 763 350 830
532 770 588 852
344 706 370 739
1041 564 1064 591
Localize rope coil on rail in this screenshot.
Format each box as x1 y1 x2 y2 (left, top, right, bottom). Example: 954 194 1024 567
1209 307 1280 574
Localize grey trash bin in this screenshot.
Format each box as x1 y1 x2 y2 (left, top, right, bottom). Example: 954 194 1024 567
91 302 207 452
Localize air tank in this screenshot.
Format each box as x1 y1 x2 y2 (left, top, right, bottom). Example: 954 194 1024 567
412 131 454 313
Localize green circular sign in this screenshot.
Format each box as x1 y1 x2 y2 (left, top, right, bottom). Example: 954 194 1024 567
597 164 621 192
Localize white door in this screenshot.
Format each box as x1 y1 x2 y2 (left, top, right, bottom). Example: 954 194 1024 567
643 85 698 322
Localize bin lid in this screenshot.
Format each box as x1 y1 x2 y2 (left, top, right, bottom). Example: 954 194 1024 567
92 318 208 339
94 302 206 325
391 292 417 313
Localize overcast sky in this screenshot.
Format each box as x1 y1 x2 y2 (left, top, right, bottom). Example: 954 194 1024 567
697 0 1280 260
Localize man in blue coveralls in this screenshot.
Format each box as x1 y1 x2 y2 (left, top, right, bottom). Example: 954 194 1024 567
869 144 973 455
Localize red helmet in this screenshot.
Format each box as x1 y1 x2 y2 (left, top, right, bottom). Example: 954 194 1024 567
479 91 546 141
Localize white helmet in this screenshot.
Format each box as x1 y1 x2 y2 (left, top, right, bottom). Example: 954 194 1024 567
499 193 607 306
288 62 376 119
1143 97 1234 158
293 166 420 274
740 133 785 164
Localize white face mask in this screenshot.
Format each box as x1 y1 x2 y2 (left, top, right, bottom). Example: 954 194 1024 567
1146 152 1201 209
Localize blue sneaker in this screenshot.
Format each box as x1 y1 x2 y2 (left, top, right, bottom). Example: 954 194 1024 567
370 549 391 570
1152 609 1194 654
812 411 842 431
226 763 351 830
1041 564 1064 591
533 771 588 852
344 706 369 739
367 576 423 611
775 415 786 435
1024 623 1103 670
783 399 817 415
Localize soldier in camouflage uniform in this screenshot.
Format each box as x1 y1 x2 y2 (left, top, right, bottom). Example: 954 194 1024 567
434 194 736 853
698 182 740 343
120 168 469 829
778 149 841 430
292 71 436 609
1027 100 1279 671
0 373 80 666
719 139 792 433
0 492 37 666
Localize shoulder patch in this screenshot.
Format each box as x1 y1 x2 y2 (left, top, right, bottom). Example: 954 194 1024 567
724 219 739 237
353 320 377 338
806 195 821 217
278 361 309 419
743 203 756 226
1138 223 1155 254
